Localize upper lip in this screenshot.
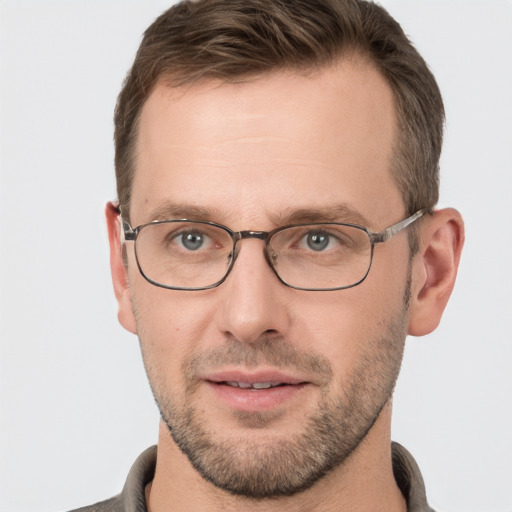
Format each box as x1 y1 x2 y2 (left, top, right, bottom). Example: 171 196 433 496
204 369 308 386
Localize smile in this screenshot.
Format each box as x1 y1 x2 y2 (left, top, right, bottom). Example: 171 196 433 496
204 372 310 412
224 381 286 389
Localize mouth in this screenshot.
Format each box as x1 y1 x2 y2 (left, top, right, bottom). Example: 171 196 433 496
220 381 292 390
206 370 307 388
203 371 310 412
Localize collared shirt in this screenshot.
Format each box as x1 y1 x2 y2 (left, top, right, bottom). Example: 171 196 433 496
70 442 434 511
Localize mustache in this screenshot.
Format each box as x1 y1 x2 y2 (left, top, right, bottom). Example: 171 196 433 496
183 335 333 383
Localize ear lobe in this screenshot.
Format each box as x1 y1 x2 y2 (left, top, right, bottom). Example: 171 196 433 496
408 208 465 336
106 202 137 334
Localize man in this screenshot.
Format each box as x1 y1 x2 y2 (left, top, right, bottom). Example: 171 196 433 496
79 0 464 510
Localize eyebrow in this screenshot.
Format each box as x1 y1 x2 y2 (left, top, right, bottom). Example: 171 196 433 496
145 201 371 228
146 202 221 223
270 204 371 227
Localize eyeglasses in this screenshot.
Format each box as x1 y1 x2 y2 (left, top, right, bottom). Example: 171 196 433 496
120 208 429 291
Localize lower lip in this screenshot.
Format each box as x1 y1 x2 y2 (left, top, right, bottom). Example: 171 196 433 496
206 381 307 412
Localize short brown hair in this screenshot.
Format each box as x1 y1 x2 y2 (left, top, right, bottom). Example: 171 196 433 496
114 0 443 222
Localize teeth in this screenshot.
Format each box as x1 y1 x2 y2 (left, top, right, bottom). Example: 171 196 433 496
252 382 272 389
224 381 282 389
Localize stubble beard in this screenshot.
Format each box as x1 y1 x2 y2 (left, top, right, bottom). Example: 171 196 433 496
138 286 410 499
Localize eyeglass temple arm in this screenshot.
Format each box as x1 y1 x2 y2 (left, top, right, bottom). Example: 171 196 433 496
369 208 432 244
119 216 136 243
110 203 135 242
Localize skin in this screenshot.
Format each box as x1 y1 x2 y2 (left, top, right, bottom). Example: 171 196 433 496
107 57 464 512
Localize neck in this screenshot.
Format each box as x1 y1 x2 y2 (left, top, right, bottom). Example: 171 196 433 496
146 402 407 512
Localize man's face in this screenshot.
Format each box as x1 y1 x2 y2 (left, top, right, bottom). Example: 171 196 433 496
120 59 413 497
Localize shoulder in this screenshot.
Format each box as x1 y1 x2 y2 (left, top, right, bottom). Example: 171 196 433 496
392 442 435 512
67 494 122 512
65 446 157 512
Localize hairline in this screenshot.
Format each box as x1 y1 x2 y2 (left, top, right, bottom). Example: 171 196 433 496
122 51 408 216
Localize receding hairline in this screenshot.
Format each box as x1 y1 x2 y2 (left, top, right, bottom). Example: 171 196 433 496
124 51 401 217
158 42 365 86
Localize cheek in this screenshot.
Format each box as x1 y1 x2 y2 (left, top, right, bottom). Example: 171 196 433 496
290 272 408 381
130 280 225 381
130 287 196 380
286 295 367 380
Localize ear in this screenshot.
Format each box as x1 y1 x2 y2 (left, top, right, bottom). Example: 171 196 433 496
408 208 465 336
105 202 137 334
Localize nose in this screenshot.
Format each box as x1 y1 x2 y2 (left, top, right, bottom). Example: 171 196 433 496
216 238 291 344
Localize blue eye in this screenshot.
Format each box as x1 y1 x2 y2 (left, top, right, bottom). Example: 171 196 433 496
306 232 330 251
179 231 206 251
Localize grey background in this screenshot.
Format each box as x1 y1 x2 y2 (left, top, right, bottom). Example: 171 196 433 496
1 1 511 510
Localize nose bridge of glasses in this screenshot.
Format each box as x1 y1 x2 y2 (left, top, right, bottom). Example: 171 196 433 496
232 230 277 267
238 230 269 241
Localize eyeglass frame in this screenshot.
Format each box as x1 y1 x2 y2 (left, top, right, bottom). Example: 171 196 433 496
119 208 431 292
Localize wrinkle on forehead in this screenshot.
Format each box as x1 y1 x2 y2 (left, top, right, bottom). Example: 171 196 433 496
132 58 400 229
142 59 395 150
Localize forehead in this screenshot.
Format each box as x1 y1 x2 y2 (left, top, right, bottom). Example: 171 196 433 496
132 59 402 228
